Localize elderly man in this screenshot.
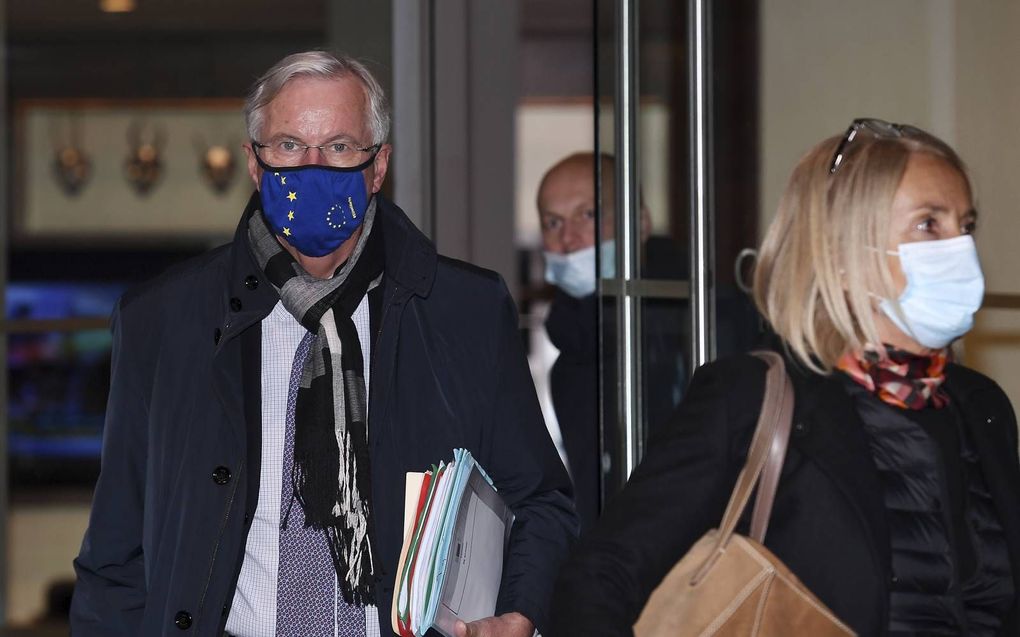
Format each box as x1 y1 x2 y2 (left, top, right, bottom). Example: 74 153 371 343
537 152 685 530
71 51 576 637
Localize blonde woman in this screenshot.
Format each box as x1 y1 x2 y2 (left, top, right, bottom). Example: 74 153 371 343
550 120 1019 636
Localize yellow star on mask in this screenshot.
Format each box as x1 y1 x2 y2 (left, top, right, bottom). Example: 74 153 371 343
287 191 297 201
287 211 294 220
280 176 287 185
283 227 292 236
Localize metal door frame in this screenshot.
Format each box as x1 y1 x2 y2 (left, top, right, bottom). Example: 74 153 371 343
606 0 715 483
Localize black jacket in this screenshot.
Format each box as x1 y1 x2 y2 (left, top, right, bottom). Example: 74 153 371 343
71 195 578 636
549 350 1020 636
545 237 690 529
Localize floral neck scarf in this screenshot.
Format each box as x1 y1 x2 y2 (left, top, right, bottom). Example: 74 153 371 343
837 346 950 410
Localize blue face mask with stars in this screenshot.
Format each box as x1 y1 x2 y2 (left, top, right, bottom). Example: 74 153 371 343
255 151 375 258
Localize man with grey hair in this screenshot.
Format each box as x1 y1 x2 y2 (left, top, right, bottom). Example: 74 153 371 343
71 50 576 637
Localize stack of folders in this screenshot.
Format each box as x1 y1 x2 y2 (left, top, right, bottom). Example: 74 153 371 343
391 448 515 637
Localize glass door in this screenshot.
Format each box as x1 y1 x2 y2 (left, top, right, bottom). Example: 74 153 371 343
594 0 762 504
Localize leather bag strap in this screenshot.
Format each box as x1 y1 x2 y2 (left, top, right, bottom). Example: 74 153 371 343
691 350 795 585
749 352 794 541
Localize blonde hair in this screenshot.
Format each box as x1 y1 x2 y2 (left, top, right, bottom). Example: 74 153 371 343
752 126 969 373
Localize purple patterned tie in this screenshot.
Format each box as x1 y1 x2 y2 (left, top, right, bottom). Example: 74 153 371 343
277 331 367 636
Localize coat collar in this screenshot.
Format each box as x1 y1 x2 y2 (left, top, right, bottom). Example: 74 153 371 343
216 189 439 413
223 191 437 328
374 194 437 299
219 192 284 343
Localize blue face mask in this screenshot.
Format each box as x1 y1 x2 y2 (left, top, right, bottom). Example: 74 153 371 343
879 234 985 348
255 151 376 258
543 241 616 298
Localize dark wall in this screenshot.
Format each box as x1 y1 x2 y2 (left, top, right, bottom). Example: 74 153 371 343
9 33 324 101
8 0 328 99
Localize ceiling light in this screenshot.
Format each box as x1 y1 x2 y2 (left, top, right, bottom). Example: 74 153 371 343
100 0 136 13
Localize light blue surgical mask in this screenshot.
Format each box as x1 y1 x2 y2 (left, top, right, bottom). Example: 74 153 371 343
879 234 984 348
544 241 616 298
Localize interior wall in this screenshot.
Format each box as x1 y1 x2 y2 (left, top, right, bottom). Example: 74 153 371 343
953 2 1020 402
7 504 89 624
759 0 1020 406
759 0 941 230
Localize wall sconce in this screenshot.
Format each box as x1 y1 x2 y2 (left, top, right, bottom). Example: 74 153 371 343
50 116 92 197
124 120 165 196
194 135 237 195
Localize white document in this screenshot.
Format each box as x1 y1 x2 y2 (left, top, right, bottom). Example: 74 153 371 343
433 466 516 637
392 450 515 637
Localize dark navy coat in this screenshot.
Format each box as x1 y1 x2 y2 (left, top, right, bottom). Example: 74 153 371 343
71 194 578 636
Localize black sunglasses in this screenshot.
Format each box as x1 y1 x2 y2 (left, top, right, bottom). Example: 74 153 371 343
829 118 927 174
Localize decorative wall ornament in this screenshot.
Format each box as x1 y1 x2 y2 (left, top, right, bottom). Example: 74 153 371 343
124 120 165 195
16 99 249 241
50 116 91 196
194 134 237 194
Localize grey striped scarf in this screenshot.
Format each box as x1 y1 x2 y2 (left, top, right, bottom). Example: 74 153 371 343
246 197 383 605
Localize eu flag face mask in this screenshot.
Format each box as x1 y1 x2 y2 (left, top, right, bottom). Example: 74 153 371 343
879 234 984 348
255 151 375 258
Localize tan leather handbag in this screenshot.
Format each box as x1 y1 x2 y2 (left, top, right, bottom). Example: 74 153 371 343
633 351 856 637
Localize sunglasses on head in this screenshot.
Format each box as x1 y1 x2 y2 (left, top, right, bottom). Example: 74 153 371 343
829 118 928 174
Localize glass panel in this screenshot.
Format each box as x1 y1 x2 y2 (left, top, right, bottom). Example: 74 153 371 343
593 0 771 507
3 1 331 626
632 0 690 451
516 0 599 529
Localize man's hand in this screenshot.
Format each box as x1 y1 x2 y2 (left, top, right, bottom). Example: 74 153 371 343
453 612 534 637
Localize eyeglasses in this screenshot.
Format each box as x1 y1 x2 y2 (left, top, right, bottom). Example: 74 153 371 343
828 118 926 174
251 138 381 169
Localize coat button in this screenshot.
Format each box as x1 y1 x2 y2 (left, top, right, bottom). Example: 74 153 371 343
174 610 192 629
212 466 232 485
230 297 243 312
244 275 259 290
793 421 808 436
213 328 222 345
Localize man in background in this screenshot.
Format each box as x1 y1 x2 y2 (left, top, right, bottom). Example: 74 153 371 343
537 152 686 530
